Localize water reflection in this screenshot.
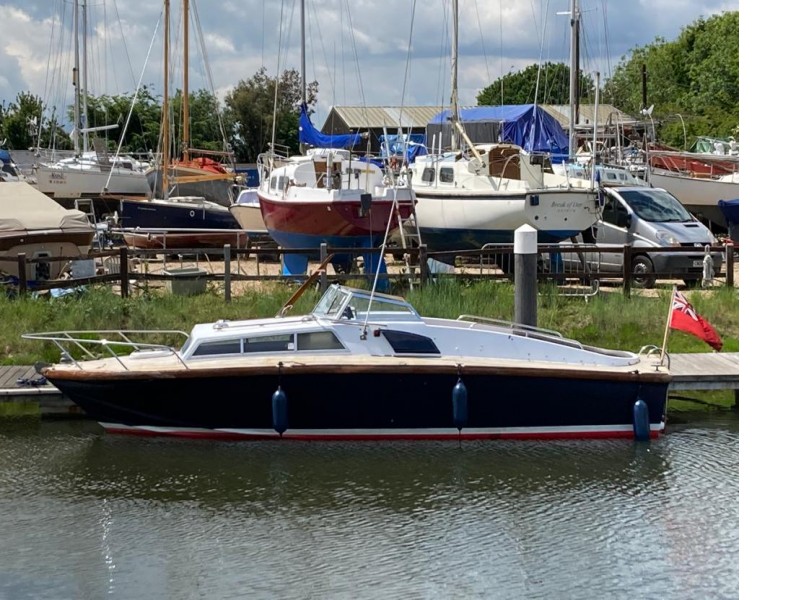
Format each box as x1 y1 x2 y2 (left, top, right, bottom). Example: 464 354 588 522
43 428 679 511
0 418 738 600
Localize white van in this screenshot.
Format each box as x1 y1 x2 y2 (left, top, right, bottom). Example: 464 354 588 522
550 186 722 288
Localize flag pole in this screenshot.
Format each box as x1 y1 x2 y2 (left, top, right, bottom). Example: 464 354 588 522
659 284 677 364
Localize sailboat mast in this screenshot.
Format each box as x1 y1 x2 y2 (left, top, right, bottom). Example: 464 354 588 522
161 0 171 200
450 0 459 151
182 0 189 163
299 0 306 154
568 0 580 159
81 0 89 154
72 0 80 154
300 0 306 105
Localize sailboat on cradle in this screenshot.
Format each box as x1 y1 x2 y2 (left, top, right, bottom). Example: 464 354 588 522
118 0 245 250
32 0 151 207
256 0 415 287
407 0 601 265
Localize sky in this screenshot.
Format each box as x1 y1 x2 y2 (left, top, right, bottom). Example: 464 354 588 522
0 0 739 129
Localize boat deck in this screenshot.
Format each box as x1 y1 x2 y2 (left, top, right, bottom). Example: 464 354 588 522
0 353 739 417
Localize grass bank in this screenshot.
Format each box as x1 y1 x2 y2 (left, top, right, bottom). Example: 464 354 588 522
0 279 738 410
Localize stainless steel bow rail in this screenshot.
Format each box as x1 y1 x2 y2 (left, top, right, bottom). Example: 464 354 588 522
21 330 190 370
455 314 664 360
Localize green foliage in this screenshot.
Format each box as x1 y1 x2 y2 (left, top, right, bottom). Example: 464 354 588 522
477 63 595 106
0 93 68 150
223 67 319 162
1 279 738 365
602 12 738 146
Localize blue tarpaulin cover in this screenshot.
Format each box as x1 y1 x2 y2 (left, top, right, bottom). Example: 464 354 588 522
718 198 739 226
299 103 362 148
429 104 568 154
379 134 428 163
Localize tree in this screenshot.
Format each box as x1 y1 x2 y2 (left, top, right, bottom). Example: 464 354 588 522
602 12 738 147
0 92 68 150
477 62 595 106
224 67 318 162
80 86 161 155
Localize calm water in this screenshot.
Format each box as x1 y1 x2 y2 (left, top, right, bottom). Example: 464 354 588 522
0 415 738 600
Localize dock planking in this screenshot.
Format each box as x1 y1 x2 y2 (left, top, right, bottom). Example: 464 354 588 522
0 353 739 418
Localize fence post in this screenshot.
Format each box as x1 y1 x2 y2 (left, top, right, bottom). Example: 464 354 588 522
224 244 232 303
725 244 735 288
119 247 129 298
319 243 329 293
622 245 632 298
418 244 428 287
16 253 27 296
514 225 538 327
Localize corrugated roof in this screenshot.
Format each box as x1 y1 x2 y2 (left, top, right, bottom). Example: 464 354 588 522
326 104 638 130
324 106 447 129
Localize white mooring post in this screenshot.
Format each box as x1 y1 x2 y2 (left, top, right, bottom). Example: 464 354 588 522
514 225 538 327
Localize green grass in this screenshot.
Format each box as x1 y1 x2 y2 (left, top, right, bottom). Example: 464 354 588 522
1 279 738 410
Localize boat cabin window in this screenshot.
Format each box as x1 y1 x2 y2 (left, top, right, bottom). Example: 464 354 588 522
421 167 435 183
297 331 344 351
439 167 454 183
193 339 243 356
270 174 289 191
381 330 440 355
244 334 294 353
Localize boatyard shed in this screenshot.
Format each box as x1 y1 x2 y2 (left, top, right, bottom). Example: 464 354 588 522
320 104 638 155
320 106 447 155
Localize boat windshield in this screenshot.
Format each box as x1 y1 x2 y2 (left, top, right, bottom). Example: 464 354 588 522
312 285 419 320
312 286 350 318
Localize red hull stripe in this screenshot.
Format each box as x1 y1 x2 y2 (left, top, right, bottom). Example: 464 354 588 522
100 423 665 441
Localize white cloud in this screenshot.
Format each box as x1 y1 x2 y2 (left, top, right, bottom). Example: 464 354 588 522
0 0 738 127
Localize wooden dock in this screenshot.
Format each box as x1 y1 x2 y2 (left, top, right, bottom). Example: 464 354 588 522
0 353 739 419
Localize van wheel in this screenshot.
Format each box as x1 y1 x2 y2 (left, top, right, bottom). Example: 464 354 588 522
631 256 656 289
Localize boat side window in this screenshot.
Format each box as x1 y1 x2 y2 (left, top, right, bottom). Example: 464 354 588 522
381 330 440 355
421 167 435 183
297 331 344 351
439 167 454 183
244 334 294 353
270 175 278 190
193 339 243 356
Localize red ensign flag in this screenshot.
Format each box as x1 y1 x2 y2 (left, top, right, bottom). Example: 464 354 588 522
670 290 723 351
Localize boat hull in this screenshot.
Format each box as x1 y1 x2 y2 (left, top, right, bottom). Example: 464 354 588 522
122 230 248 249
228 204 274 245
33 163 151 200
259 192 413 252
413 188 600 252
45 363 669 440
119 198 242 230
648 170 738 229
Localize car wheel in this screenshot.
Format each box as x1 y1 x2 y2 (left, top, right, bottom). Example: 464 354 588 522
631 255 656 289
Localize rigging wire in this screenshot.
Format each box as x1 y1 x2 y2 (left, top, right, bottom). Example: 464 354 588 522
190 0 233 160
269 0 287 162
104 9 161 192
